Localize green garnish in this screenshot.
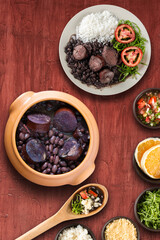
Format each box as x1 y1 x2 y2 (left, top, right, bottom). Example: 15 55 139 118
112 19 147 82
137 190 160 229
71 194 83 214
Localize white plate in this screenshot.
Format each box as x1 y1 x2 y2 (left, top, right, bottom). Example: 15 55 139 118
59 5 151 96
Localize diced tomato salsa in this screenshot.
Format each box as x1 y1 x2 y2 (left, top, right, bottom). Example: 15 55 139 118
136 91 160 126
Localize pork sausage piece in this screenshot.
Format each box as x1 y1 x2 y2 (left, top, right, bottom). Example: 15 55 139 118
73 45 88 60
99 69 114 84
102 46 118 67
89 55 105 72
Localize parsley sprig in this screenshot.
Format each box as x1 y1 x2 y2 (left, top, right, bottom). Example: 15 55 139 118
71 194 83 214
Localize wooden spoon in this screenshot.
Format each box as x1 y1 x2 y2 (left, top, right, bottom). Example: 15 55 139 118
16 183 108 240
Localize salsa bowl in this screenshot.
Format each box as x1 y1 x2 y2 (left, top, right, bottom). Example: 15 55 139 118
133 88 160 129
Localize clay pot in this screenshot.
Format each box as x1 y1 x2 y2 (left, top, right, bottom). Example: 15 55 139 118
4 91 99 186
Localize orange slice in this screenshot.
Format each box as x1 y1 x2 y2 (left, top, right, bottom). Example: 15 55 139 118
141 144 160 179
134 138 160 168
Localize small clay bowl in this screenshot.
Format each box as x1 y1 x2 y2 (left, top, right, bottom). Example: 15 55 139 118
55 223 96 240
133 88 160 129
101 216 140 240
4 91 99 186
134 187 160 232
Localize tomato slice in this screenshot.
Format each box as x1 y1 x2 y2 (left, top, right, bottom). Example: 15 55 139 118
121 46 143 67
88 189 98 197
80 190 88 199
115 24 135 43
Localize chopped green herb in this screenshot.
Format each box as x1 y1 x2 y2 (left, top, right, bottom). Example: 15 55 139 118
71 194 83 214
137 189 160 230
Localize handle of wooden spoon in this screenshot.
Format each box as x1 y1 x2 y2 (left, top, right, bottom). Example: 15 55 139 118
15 210 68 240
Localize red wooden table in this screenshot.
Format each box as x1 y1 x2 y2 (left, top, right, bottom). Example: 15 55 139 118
0 0 160 239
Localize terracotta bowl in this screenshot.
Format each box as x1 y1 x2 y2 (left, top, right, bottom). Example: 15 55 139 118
4 91 99 186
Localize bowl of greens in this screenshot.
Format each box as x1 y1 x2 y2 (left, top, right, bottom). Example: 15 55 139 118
134 187 160 232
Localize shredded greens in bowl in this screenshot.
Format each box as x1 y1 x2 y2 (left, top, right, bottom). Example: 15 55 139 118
112 20 147 82
137 189 160 230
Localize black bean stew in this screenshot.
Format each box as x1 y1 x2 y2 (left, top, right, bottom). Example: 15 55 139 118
65 35 121 88
16 101 90 175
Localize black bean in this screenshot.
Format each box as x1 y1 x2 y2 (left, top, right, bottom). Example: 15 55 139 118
60 161 67 167
49 156 54 163
45 145 49 151
49 144 53 152
41 162 48 170
54 155 59 165
17 146 22 151
18 140 23 145
53 147 58 155
55 137 60 145
45 140 49 145
58 139 64 146
52 165 57 173
48 129 54 138
46 168 51 173
50 136 56 144
57 167 61 174
61 167 68 172
47 163 52 169
19 132 25 141
58 133 64 138
42 169 47 174
24 133 30 140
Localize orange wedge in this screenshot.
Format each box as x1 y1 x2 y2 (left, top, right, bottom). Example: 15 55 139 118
134 138 160 168
141 144 160 179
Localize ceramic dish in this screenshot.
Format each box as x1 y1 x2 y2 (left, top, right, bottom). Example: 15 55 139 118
4 91 99 186
134 187 160 232
59 4 151 96
133 88 160 129
133 150 160 184
55 223 96 240
101 216 140 240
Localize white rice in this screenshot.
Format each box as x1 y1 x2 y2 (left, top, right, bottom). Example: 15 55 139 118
58 225 93 240
76 10 118 43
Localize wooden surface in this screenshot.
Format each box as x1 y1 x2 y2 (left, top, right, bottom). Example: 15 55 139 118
0 0 160 239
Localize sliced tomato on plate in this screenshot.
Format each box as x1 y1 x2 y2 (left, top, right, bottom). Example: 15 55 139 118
121 46 143 67
115 24 135 44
